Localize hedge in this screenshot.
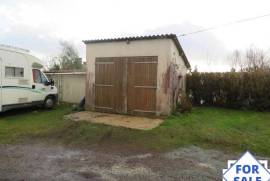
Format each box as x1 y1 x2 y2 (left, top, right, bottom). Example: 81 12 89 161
187 71 270 111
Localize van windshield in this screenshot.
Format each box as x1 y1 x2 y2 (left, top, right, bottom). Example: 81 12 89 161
33 69 48 84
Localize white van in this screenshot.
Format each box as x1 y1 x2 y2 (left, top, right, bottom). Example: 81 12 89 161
0 44 58 112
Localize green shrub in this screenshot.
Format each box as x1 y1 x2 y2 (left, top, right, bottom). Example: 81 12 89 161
178 93 192 113
187 71 270 111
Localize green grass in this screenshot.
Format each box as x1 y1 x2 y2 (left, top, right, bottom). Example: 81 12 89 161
0 105 270 156
0 105 71 144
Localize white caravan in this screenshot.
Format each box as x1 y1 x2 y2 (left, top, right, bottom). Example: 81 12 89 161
0 44 58 112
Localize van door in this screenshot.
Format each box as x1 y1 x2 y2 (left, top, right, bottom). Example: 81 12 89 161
32 69 47 103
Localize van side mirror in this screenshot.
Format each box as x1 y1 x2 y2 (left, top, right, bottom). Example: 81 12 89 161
45 79 54 86
50 79 55 86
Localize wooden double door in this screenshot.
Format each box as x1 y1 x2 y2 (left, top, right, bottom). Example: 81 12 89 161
94 56 157 115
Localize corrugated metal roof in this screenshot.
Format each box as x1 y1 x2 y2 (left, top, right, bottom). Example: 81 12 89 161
0 44 30 54
45 72 86 75
82 34 190 68
45 70 86 74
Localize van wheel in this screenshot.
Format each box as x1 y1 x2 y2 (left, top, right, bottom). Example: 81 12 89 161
44 96 55 109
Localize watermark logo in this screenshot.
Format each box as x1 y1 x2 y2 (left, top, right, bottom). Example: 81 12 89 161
223 151 270 181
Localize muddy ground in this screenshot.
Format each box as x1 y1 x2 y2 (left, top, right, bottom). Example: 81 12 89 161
0 144 245 181
65 111 164 130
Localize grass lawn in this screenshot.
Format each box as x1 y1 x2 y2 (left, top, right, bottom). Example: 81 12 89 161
0 105 269 156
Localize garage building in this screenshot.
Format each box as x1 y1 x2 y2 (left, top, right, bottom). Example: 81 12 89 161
83 34 190 116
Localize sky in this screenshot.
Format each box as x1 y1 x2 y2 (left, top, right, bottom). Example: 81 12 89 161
1 0 270 71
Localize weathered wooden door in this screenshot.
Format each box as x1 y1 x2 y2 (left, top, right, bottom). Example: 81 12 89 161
94 57 124 113
94 56 157 115
127 57 158 115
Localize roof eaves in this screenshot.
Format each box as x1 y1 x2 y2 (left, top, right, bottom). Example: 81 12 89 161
171 36 191 68
82 34 176 44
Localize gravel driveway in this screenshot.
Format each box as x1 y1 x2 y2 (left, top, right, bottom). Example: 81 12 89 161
0 144 242 181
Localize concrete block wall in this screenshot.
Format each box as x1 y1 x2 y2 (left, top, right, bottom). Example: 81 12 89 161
46 72 86 103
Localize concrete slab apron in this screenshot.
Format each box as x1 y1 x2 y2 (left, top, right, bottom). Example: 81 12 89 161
65 112 164 130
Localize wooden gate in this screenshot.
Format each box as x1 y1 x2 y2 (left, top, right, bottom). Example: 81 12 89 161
127 57 157 115
94 57 124 113
94 56 157 115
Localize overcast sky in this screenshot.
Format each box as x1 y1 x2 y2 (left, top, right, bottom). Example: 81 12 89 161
1 0 270 71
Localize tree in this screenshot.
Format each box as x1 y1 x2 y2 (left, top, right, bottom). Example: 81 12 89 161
49 56 61 71
229 49 242 71
245 46 269 72
49 41 82 71
228 46 270 72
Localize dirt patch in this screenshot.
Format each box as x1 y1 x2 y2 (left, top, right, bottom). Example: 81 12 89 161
65 111 164 130
1 143 262 181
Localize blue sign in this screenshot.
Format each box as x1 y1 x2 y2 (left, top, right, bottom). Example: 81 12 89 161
223 151 270 181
